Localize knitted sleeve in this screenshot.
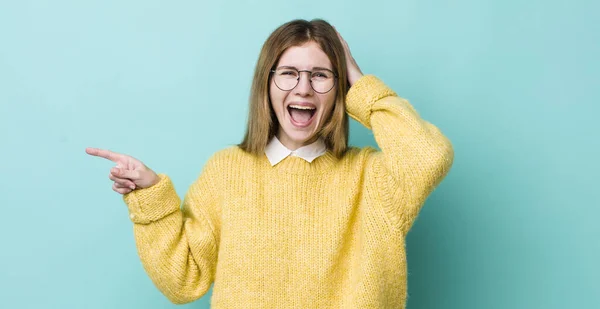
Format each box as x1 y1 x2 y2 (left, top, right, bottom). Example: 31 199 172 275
346 75 454 235
122 155 222 304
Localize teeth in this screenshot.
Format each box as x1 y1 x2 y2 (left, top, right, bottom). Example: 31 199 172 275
289 105 316 110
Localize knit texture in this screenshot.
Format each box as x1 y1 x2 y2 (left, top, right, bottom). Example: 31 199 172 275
123 75 454 308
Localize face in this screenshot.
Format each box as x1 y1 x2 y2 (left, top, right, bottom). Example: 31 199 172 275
269 41 337 150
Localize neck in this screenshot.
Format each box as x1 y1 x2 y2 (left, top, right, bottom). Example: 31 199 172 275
265 150 337 175
277 134 320 151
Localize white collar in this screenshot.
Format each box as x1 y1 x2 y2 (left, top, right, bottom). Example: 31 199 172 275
265 136 327 166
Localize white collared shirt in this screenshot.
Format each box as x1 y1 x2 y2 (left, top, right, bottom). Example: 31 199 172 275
264 136 327 166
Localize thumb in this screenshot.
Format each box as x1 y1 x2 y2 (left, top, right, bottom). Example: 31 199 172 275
112 167 140 180
112 166 159 189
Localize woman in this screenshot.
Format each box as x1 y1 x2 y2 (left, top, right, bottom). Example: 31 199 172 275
87 19 454 308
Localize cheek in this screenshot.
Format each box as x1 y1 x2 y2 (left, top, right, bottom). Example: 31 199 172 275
269 81 286 113
318 93 337 117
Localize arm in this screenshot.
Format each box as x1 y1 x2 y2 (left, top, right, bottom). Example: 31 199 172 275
346 75 454 235
123 159 221 304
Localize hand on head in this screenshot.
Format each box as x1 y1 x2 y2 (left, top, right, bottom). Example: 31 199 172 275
333 27 363 87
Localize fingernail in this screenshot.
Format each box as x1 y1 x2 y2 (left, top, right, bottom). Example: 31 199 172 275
130 185 135 190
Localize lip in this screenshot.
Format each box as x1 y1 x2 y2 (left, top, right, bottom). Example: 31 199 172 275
286 101 318 128
286 101 317 109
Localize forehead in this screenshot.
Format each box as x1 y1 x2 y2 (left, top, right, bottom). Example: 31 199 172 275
277 41 332 70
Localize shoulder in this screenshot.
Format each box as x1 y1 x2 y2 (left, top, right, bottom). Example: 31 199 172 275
213 145 255 160
344 145 378 158
204 145 257 170
340 145 380 165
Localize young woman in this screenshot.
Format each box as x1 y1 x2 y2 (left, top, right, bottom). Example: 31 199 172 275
87 19 454 308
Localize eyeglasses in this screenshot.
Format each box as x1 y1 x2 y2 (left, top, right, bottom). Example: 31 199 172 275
270 67 338 94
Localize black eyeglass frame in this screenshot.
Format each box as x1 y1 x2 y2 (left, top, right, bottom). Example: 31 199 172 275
270 67 339 94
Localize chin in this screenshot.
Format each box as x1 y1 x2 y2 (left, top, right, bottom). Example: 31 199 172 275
289 131 313 143
283 127 317 144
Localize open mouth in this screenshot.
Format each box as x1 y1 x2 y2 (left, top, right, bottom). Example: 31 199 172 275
287 104 317 127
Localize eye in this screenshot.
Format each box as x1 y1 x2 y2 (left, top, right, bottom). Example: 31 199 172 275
279 70 298 76
312 71 330 79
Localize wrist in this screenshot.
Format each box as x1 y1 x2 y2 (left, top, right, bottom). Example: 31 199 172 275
348 70 363 87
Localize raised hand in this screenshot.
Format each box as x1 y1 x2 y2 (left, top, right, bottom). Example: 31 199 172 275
86 147 160 195
334 28 363 87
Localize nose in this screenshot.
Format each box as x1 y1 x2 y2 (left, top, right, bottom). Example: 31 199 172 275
294 71 313 96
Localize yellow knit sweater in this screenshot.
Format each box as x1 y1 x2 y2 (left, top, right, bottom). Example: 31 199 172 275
123 75 454 308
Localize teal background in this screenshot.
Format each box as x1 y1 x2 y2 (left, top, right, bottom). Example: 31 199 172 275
1 0 598 308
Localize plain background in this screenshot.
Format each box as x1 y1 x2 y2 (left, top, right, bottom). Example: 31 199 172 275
1 0 598 308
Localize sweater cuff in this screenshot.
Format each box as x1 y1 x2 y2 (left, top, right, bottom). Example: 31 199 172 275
122 174 181 224
346 75 397 129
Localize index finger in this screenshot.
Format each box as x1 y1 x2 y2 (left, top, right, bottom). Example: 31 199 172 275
333 28 349 49
85 147 125 163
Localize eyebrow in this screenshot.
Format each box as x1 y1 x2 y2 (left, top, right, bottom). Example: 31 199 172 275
277 65 334 71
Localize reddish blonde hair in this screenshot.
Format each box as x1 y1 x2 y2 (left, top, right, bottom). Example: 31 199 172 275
239 19 349 158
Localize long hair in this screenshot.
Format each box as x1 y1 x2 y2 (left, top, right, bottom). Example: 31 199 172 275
238 19 349 158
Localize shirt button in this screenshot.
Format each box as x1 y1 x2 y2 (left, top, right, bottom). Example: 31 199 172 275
129 213 135 220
